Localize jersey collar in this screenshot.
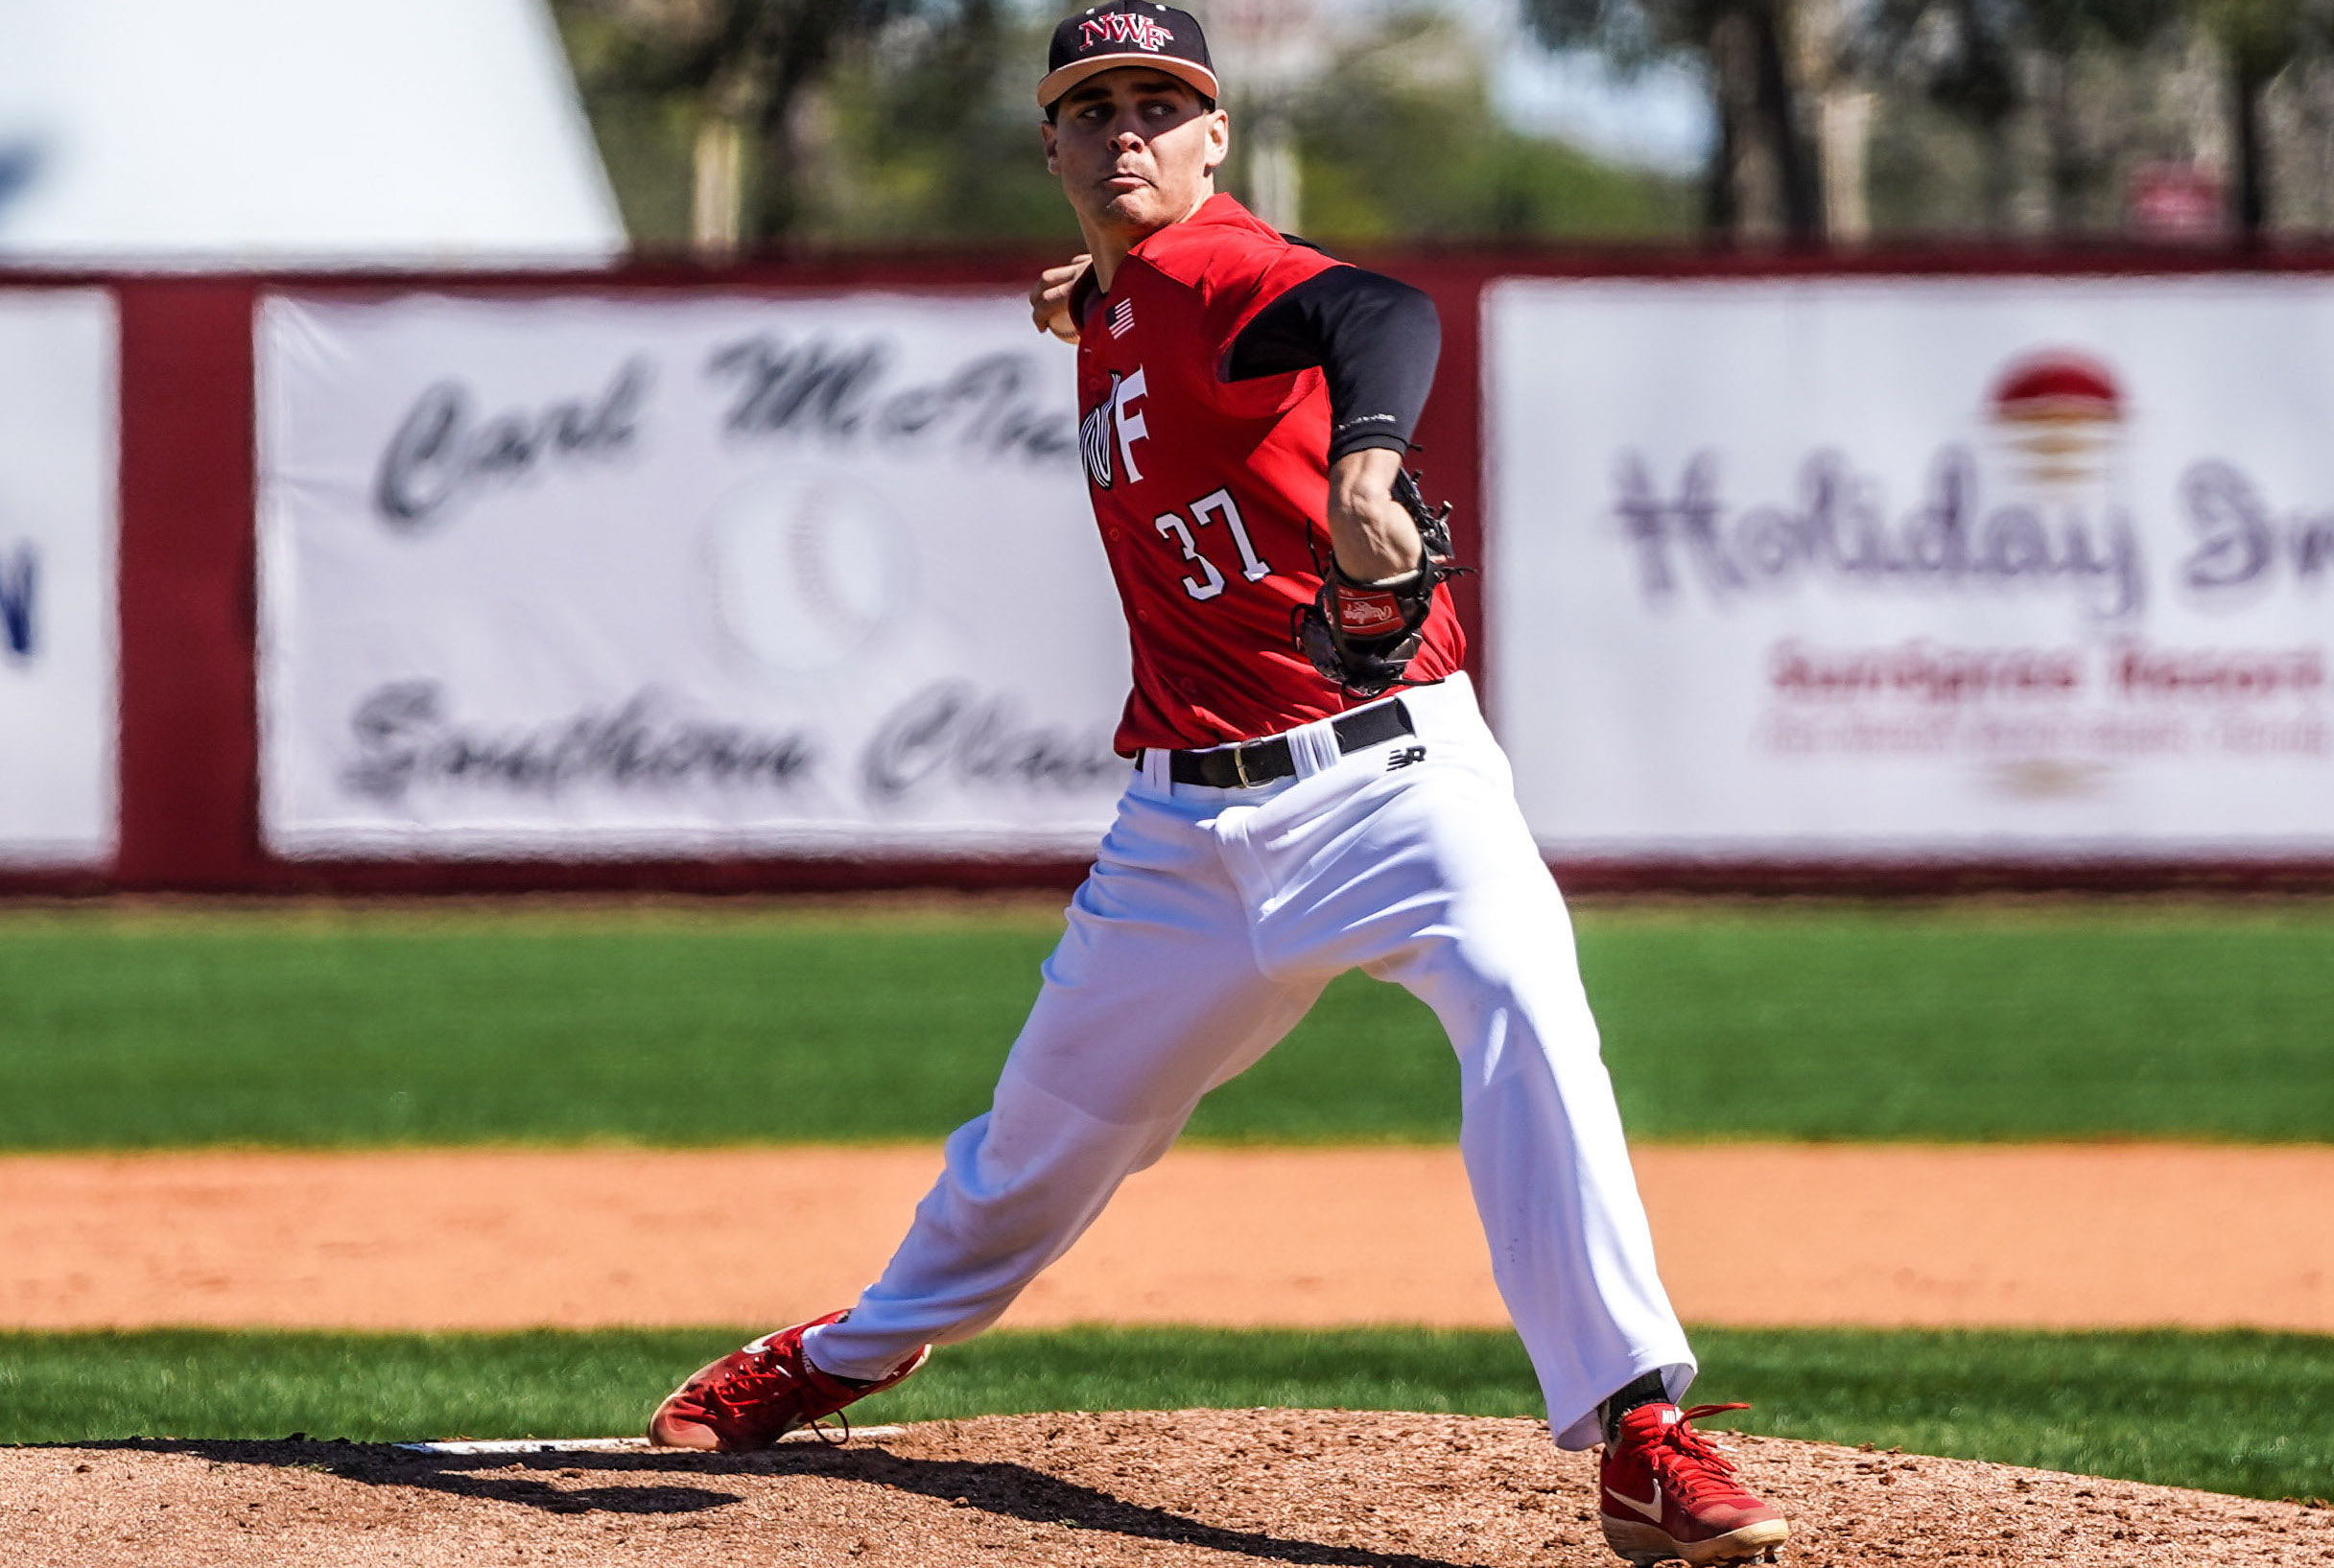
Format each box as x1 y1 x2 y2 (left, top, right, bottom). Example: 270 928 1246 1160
1127 191 1263 262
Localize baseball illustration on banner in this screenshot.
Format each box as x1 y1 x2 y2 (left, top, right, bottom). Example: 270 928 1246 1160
706 469 910 677
258 290 1127 857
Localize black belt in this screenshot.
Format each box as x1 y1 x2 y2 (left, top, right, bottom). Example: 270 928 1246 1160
1155 700 1415 789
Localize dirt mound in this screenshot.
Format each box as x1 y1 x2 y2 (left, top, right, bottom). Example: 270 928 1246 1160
2 1410 2324 1567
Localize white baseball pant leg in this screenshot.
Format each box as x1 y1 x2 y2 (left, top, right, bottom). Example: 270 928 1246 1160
806 674 1693 1448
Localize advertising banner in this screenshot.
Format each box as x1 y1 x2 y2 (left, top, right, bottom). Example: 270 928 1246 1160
1488 276 2334 859
259 293 1126 858
0 290 115 868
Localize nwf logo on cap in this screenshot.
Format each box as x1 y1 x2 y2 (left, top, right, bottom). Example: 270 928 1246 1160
1040 3 1215 108
1080 12 1174 50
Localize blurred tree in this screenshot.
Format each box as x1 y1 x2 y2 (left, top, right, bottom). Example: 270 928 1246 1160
1853 0 2182 230
1520 0 1826 240
809 4 1072 239
552 0 1692 249
554 0 947 246
2205 0 2334 233
1288 10 1696 243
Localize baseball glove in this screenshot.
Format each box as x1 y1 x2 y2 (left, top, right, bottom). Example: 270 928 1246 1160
1294 467 1470 699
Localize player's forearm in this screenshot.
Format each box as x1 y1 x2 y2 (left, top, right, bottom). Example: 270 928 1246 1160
1326 449 1425 581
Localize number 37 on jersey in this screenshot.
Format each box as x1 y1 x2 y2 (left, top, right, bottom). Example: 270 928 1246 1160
1081 364 1273 603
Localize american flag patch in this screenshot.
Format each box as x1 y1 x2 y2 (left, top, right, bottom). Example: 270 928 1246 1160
1108 298 1135 339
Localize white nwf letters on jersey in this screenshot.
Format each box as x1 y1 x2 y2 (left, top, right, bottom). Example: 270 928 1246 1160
1079 394 1116 488
1081 365 1154 490
1113 366 1150 483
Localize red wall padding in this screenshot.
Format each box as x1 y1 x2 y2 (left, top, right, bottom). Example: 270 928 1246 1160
117 279 263 891
11 247 2334 895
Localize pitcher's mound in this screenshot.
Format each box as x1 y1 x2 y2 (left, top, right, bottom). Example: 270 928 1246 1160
3 1409 2324 1566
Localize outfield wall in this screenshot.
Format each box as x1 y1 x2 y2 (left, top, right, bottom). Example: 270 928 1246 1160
3 251 2332 894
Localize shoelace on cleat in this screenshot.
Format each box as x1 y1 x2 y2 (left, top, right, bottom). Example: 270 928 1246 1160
1642 1403 1757 1507
704 1356 795 1415
694 1348 818 1436
700 1346 866 1446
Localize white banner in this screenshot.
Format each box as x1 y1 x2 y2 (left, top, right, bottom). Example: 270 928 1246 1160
0 290 115 868
1488 276 2334 858
259 293 1128 858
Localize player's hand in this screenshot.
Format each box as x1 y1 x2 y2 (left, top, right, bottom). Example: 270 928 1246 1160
1030 255 1091 343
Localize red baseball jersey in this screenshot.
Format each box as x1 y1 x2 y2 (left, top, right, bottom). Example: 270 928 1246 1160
1074 194 1463 754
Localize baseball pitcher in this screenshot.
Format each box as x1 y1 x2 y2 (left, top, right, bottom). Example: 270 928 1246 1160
648 8 1788 1563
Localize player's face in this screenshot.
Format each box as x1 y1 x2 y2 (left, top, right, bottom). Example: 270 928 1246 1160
1042 69 1228 241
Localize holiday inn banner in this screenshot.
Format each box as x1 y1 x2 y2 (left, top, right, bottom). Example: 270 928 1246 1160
1487 275 2334 859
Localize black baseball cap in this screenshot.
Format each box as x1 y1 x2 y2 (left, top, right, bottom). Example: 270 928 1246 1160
1038 2 1219 112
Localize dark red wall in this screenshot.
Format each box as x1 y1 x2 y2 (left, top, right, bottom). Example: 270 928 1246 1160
10 246 2334 896
116 279 263 891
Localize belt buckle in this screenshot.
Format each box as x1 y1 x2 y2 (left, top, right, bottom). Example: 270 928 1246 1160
1232 743 1255 789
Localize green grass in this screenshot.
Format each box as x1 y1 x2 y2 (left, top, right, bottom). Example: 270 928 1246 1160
3 1325 2327 1502
0 900 2331 1147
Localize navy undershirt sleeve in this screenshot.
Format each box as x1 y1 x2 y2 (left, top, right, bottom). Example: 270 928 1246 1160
1221 265 1442 463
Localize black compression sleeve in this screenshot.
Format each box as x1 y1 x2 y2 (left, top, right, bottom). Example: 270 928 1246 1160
1222 266 1442 463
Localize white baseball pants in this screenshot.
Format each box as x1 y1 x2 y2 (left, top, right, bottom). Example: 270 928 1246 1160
805 673 1692 1448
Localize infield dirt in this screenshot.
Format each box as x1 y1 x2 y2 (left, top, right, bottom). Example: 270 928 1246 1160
5 1410 2327 1567
2 1142 2327 1331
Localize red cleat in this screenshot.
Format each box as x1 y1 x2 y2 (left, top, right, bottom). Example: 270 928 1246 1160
647 1309 931 1452
1598 1401 1790 1565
